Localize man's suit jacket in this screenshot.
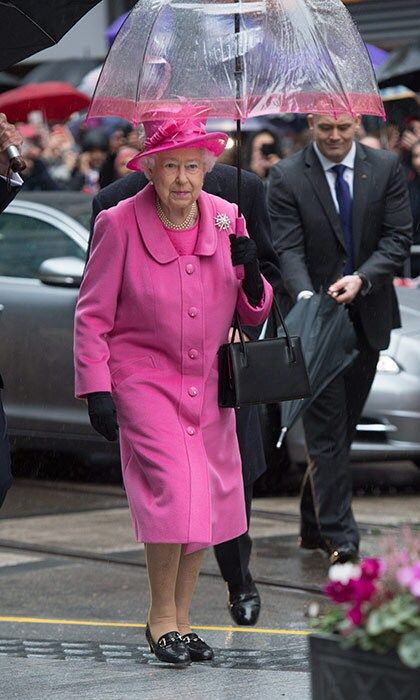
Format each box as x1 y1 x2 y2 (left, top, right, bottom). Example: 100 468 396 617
89 163 281 486
267 143 413 351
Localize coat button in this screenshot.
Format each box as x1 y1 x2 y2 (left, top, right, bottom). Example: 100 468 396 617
188 306 198 318
186 426 196 436
188 386 198 397
185 263 194 274
188 348 198 359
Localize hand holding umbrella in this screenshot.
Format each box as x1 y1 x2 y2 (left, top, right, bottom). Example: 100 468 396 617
0 112 25 175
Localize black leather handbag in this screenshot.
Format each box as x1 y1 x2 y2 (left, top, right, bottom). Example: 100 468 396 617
218 298 312 408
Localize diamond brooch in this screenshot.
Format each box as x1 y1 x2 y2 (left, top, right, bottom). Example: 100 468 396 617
214 212 232 231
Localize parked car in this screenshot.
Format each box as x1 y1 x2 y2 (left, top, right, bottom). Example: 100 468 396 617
1 192 419 473
0 192 119 465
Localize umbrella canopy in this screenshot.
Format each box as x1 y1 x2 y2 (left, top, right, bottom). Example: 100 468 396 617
366 43 388 72
377 41 420 92
0 0 102 71
89 0 385 125
22 58 102 88
0 81 90 122
105 11 129 46
0 71 20 90
276 294 358 448
381 86 420 125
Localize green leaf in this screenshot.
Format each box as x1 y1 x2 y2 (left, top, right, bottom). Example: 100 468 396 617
398 631 420 669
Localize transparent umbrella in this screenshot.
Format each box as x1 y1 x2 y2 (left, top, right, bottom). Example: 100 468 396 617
88 0 384 223
88 0 384 125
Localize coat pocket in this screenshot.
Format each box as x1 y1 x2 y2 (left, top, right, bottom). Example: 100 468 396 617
110 355 157 389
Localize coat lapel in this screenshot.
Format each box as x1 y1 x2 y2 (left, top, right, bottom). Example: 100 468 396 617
352 144 372 265
133 183 218 263
304 144 346 251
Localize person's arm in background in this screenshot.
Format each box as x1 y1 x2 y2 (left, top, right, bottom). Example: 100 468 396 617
267 163 314 301
0 113 23 213
240 172 282 340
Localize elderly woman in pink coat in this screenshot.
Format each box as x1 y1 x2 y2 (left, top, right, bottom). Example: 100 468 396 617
74 118 273 666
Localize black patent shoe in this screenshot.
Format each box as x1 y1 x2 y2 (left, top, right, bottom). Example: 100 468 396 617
181 632 214 662
228 580 261 626
145 624 191 666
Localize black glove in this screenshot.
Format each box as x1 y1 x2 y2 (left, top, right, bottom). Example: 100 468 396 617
230 234 264 307
87 392 119 442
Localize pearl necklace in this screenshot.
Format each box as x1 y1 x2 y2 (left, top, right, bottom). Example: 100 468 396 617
156 197 198 230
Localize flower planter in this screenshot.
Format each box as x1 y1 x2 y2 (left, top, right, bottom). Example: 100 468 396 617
310 634 420 700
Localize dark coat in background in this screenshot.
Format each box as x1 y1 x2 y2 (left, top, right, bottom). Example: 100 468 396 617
0 178 21 506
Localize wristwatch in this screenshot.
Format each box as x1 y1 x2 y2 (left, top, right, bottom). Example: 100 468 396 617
353 271 371 295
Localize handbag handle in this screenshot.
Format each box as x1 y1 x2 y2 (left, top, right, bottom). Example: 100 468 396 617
231 296 296 363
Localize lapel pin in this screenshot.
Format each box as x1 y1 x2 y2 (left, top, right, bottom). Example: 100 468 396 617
214 212 232 231
361 174 368 179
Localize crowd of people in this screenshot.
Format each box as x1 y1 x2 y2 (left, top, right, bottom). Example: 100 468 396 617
13 112 420 277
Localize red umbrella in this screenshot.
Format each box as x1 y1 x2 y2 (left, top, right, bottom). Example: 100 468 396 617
0 81 90 122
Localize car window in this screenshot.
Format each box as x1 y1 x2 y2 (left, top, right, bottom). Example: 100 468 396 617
0 213 86 279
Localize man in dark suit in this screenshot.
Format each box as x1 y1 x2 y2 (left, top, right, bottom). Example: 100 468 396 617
90 162 282 624
0 113 23 508
267 113 412 564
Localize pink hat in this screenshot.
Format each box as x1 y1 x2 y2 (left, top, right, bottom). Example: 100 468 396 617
126 118 228 172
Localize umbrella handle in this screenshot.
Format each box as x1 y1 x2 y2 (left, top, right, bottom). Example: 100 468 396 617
233 216 245 280
276 427 288 449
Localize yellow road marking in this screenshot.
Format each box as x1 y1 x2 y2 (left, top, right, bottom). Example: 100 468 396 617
0 616 310 636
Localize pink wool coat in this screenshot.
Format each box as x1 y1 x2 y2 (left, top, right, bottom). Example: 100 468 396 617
74 183 273 553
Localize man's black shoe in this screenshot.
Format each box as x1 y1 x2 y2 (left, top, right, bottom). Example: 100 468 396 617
299 536 359 565
228 580 261 626
329 546 359 565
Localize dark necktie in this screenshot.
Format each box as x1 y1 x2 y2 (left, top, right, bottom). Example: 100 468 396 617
331 164 353 275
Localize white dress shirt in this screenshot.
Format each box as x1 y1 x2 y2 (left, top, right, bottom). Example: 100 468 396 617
313 141 356 211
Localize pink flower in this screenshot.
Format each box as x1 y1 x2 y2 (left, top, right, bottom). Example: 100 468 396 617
353 578 376 603
360 558 382 581
347 604 363 626
324 580 355 603
397 562 420 598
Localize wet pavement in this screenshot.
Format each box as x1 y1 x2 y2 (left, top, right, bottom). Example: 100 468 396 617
0 461 419 699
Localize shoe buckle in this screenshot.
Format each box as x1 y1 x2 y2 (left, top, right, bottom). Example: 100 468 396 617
158 637 166 647
183 635 191 644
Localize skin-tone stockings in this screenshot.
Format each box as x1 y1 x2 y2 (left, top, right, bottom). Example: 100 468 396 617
145 543 205 642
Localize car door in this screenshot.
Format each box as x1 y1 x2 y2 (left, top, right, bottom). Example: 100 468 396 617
0 203 91 440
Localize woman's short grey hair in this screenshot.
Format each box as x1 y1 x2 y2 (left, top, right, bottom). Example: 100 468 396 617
142 149 217 180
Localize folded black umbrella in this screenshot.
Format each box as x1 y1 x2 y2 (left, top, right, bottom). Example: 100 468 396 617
21 58 101 87
276 293 358 448
377 41 420 92
0 1 102 71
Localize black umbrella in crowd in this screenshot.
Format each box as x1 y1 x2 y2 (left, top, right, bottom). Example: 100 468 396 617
0 0 102 71
276 294 358 448
377 41 420 93
22 58 102 88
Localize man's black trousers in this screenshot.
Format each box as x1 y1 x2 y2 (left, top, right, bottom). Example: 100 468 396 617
300 320 379 550
214 481 253 587
0 393 12 508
